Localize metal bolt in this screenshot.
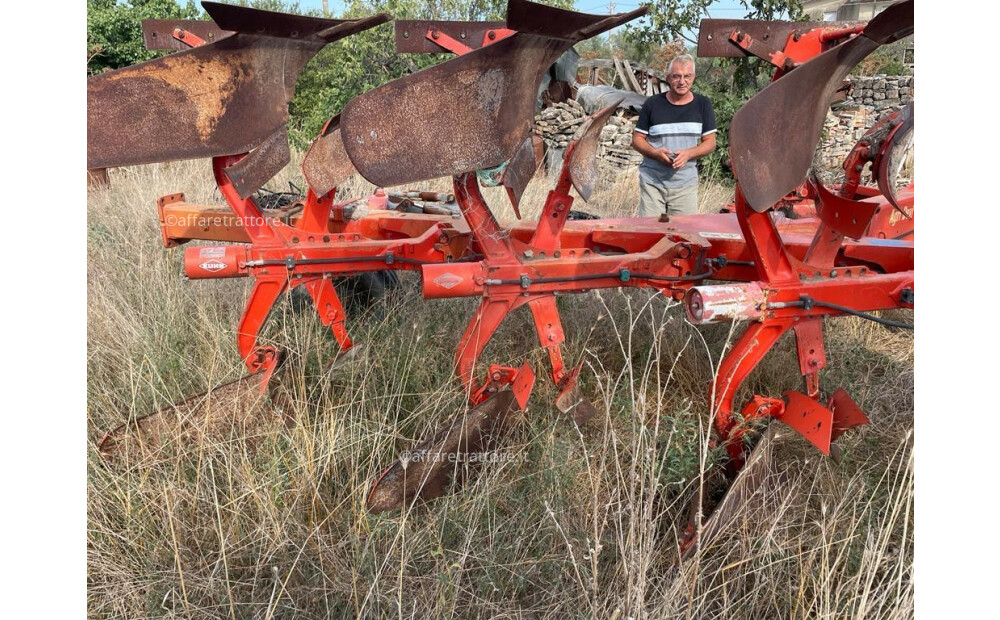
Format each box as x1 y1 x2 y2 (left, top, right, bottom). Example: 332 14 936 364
523 250 534 259
830 269 838 278
488 31 496 40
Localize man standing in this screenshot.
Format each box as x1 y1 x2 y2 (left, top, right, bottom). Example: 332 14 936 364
631 54 716 217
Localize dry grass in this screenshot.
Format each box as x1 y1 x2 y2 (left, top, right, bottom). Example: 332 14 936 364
87 158 913 618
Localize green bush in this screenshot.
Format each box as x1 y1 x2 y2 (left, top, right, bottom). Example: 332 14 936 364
87 0 203 75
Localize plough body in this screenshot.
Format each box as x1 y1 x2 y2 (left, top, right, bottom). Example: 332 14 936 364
89 0 915 554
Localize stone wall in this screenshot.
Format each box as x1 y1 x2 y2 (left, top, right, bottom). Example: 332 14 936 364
813 73 914 183
534 73 914 185
842 74 914 112
534 101 642 175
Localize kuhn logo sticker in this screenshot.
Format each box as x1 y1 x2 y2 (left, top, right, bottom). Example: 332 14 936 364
199 259 227 272
433 273 463 289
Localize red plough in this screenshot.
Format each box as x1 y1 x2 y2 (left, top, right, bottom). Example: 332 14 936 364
89 0 914 555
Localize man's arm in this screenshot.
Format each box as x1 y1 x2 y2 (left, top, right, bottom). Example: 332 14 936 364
670 132 716 169
632 131 673 166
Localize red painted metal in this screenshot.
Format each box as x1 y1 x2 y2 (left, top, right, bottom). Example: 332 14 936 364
779 390 834 455
167 105 911 450
172 27 207 48
425 27 473 55
828 387 870 441
482 28 516 47
94 3 914 529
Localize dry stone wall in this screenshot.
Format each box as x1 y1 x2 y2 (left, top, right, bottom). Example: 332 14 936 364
843 74 914 112
814 74 914 183
533 73 914 185
534 101 641 175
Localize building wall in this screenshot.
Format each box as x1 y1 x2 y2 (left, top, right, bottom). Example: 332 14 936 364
801 0 897 21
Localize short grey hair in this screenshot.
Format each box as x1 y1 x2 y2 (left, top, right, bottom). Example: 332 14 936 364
668 54 696 75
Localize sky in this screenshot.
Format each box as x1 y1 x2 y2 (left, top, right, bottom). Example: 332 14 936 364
292 0 757 34
286 0 762 49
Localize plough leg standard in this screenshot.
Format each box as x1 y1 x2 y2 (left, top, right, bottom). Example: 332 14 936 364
89 0 914 555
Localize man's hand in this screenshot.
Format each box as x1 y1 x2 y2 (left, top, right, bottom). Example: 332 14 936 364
671 149 691 168
657 149 674 166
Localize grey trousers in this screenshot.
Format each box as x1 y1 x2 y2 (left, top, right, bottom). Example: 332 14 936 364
638 181 699 217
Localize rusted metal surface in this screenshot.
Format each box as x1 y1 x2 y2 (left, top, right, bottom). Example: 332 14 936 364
223 129 291 199
554 365 597 425
143 19 232 51
339 34 562 187
302 115 357 196
682 424 785 559
394 20 505 53
87 168 110 189
696 19 864 58
862 0 914 43
729 0 913 212
88 2 389 172
875 102 914 215
501 136 540 213
366 389 524 513
339 0 646 187
506 0 646 40
567 100 621 201
98 368 291 462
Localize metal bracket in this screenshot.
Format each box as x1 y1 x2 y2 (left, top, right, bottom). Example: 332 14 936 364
729 28 794 70
172 27 208 48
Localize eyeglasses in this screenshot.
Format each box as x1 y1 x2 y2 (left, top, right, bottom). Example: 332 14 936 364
668 73 694 82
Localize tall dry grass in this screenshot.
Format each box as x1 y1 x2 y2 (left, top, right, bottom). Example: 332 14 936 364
88 158 913 618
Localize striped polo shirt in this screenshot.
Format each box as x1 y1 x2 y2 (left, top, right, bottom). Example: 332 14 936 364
634 93 717 188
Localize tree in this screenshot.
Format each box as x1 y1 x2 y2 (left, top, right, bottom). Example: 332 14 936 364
623 0 714 49
87 0 203 75
622 0 804 56
620 0 807 180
